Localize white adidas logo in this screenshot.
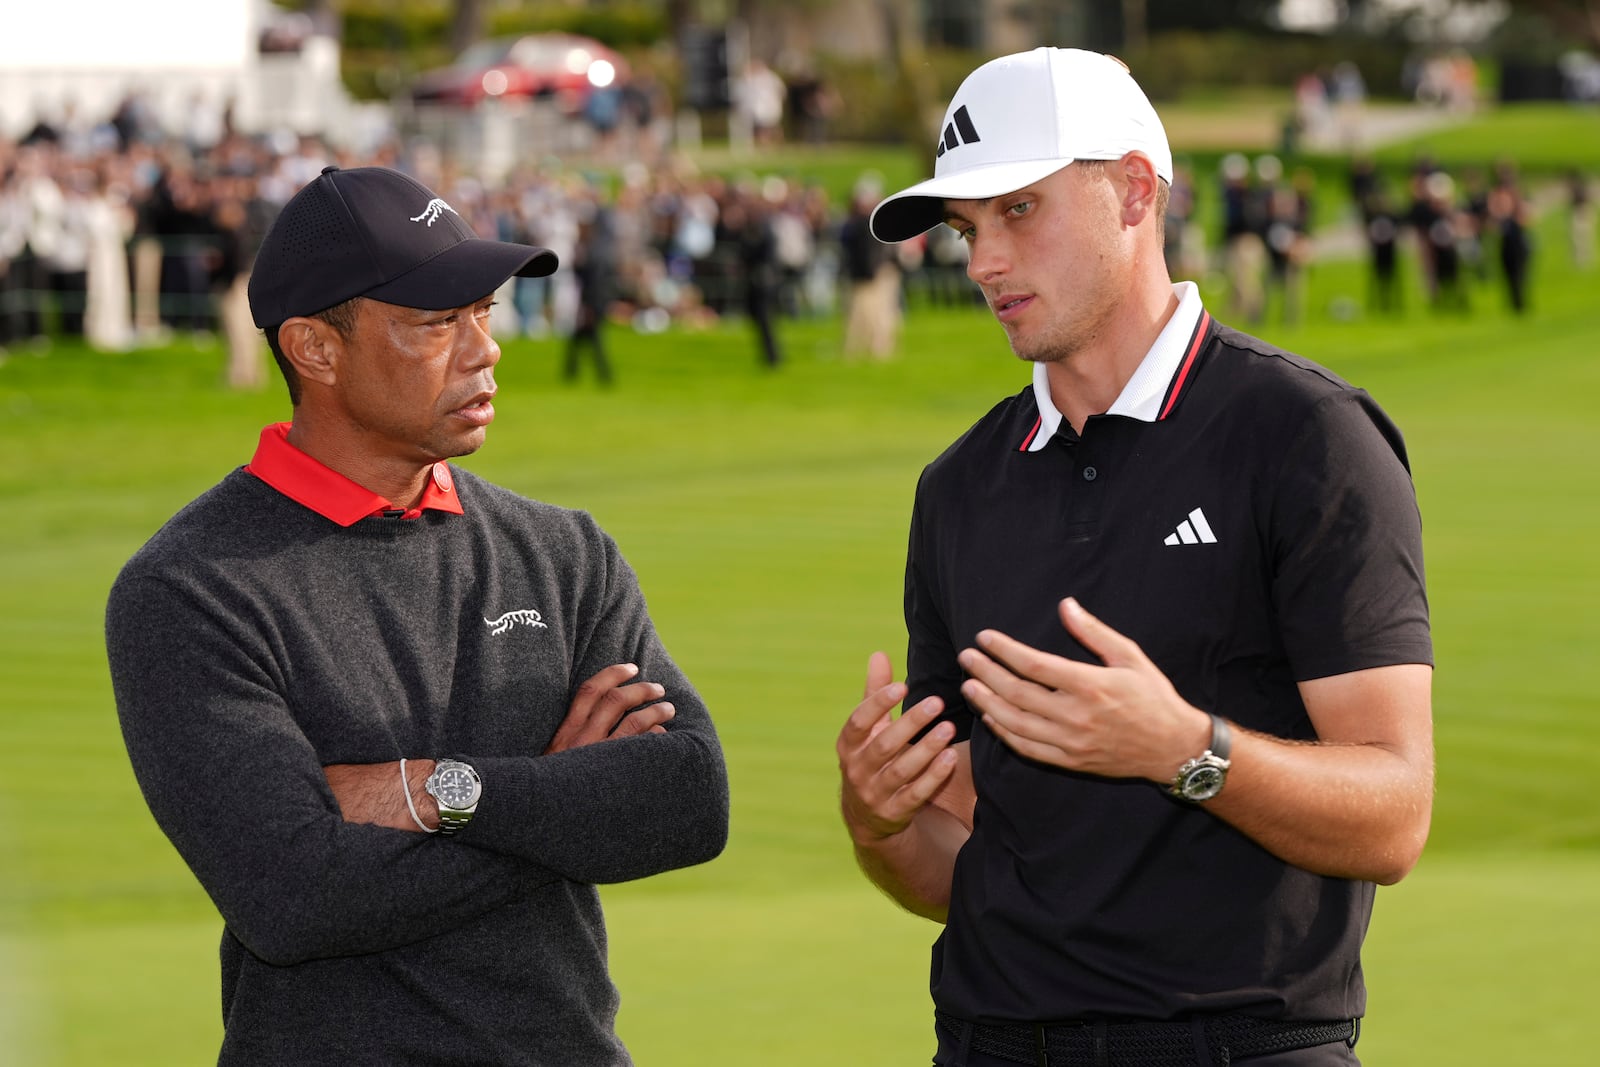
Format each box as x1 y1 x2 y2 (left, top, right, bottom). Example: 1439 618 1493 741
1163 508 1218 546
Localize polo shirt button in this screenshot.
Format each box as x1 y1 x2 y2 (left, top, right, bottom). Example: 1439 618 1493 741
1082 466 1098 482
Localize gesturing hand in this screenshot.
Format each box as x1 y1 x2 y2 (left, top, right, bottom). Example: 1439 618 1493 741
836 651 958 845
546 662 675 754
957 598 1211 782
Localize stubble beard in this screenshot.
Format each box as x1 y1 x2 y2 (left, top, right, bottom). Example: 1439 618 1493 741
1000 276 1125 368
1002 310 1096 367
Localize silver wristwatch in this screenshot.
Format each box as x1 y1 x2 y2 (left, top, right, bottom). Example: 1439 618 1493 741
424 759 482 834
1169 715 1232 802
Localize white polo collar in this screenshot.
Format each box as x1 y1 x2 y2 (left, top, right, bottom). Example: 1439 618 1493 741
1026 281 1205 452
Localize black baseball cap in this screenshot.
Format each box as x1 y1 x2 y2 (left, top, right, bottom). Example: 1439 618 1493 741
248 165 559 329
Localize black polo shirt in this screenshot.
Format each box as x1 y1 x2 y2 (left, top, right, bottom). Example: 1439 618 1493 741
904 286 1431 1025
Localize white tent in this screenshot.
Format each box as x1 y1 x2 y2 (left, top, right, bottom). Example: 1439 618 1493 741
0 0 360 144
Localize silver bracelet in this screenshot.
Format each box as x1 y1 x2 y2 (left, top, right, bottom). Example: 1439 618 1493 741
399 757 438 834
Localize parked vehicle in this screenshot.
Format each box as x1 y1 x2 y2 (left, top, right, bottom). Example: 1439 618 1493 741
409 33 629 111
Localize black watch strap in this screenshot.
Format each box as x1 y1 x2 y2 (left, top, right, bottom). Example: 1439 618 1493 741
1208 714 1232 760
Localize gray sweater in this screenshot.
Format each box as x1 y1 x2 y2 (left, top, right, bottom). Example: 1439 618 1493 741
106 466 729 1065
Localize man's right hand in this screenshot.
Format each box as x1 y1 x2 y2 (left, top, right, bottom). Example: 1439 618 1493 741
545 663 675 754
836 651 959 846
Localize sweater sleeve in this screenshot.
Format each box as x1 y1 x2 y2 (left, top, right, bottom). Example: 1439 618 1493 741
456 524 730 883
107 572 556 967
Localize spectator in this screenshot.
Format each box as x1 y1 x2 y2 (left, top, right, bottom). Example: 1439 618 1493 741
1294 69 1330 145
1329 61 1366 150
765 177 814 317
840 176 901 360
1365 184 1403 315
786 64 842 145
1263 165 1314 325
0 152 29 351
564 189 617 385
212 173 274 386
83 164 135 352
1421 171 1469 313
735 60 787 149
1488 171 1534 314
45 166 93 339
1569 168 1594 269
1218 153 1266 323
724 187 783 368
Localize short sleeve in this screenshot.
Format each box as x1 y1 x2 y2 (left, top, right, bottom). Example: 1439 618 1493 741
903 471 976 741
1269 390 1433 680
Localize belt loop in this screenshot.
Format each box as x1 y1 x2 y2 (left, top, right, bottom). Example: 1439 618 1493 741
1189 1017 1220 1067
954 1016 974 1067
1347 1017 1362 1049
1033 1023 1049 1067
1091 1020 1108 1067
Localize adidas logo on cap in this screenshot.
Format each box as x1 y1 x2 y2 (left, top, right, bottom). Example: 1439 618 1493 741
936 105 982 158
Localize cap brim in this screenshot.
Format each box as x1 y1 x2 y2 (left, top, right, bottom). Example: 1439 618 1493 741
869 158 1076 243
363 239 558 311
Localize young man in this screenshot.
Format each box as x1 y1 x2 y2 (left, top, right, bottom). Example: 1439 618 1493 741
106 166 729 1065
836 50 1432 1066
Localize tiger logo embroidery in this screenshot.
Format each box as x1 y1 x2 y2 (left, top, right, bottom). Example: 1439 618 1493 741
410 198 457 226
485 609 547 635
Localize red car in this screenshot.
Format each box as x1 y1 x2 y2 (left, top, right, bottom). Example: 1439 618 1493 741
410 33 629 110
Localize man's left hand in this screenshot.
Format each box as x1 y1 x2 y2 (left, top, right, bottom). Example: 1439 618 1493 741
957 597 1211 783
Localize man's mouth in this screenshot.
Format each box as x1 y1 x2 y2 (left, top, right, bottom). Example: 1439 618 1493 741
992 293 1033 321
452 390 497 426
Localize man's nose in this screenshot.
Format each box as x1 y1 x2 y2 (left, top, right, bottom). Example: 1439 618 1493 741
966 229 1009 285
463 311 501 368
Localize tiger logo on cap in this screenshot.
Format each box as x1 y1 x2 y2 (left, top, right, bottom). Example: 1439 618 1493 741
410 198 458 227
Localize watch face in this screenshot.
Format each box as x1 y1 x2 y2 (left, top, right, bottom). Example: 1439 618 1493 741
434 765 480 809
1182 765 1226 801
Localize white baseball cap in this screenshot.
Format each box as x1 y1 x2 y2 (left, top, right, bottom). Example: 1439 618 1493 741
869 48 1173 243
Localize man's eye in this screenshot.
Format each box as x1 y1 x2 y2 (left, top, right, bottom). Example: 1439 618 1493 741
1007 201 1032 217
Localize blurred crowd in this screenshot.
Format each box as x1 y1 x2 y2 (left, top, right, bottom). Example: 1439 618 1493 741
0 87 1591 383
1155 148 1590 327
1348 153 1547 316
0 90 903 382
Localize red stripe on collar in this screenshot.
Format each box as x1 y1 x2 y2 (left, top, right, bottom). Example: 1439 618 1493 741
1158 310 1211 421
1018 414 1043 452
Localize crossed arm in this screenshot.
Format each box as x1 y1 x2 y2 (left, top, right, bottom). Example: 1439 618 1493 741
837 597 1434 920
325 662 676 831
111 561 727 965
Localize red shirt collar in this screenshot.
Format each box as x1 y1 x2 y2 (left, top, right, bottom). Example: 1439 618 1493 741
244 422 465 527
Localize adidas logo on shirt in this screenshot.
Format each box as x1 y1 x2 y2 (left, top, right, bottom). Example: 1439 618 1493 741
936 105 982 158
1163 508 1218 546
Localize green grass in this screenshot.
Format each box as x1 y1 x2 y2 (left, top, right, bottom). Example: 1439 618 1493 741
5 138 1600 1062
1368 102 1600 175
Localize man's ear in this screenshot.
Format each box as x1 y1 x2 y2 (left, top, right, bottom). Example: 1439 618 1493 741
1117 151 1161 228
277 317 342 389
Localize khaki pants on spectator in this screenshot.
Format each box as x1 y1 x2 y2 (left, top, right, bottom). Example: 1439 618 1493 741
844 264 901 361
133 238 164 338
221 274 266 389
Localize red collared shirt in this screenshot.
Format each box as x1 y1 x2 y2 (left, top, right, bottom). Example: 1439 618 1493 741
244 422 464 526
